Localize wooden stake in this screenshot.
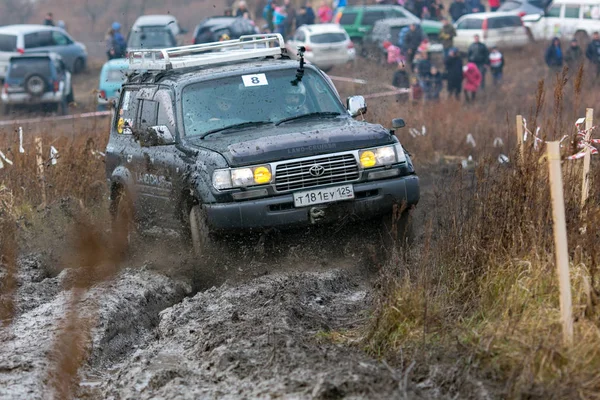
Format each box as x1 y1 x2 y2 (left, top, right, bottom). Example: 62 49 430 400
547 141 573 345
516 115 524 159
35 137 46 207
581 108 594 208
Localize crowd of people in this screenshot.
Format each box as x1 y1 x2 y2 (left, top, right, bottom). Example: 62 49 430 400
545 32 600 78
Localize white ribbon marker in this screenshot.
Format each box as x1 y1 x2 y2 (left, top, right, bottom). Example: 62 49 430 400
0 150 13 166
493 137 504 147
466 133 476 148
19 127 24 153
50 146 58 165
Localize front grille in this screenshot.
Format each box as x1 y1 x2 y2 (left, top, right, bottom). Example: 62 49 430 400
274 154 360 192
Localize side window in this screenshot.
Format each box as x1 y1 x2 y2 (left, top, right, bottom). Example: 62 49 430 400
362 11 385 26
564 5 580 18
115 88 139 135
509 16 523 27
387 9 407 18
487 17 503 29
295 31 306 42
339 12 357 25
52 32 71 46
546 5 562 17
155 90 176 137
24 31 54 48
583 5 600 20
138 100 159 132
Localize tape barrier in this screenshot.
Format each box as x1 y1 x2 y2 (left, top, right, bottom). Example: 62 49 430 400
328 75 368 84
0 111 111 127
522 117 598 160
363 89 410 99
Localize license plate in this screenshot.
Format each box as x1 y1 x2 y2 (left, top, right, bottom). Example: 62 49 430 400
293 184 354 207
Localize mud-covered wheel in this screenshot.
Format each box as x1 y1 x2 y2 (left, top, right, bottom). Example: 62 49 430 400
111 189 136 256
189 205 214 257
381 206 415 249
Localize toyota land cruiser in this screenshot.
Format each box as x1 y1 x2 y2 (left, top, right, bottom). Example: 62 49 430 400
105 34 419 255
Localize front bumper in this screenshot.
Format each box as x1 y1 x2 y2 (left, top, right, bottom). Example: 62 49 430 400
204 174 419 230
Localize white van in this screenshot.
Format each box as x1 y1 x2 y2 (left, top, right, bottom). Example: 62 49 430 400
523 0 600 42
453 12 530 52
127 15 186 51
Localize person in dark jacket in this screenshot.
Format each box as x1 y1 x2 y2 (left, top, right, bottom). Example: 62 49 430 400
468 0 485 13
426 66 443 101
565 38 583 71
467 35 489 89
489 46 504 86
235 1 248 17
305 2 316 24
439 18 456 58
392 62 410 103
585 32 600 78
44 12 54 26
449 0 468 22
444 47 463 99
405 24 424 65
545 37 563 71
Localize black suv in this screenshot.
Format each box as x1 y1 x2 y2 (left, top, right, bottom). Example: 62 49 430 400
106 35 419 255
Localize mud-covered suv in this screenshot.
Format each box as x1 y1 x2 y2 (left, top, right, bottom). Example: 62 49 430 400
105 34 419 255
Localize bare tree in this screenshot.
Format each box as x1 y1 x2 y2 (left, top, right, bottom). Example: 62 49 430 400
0 0 35 25
82 0 112 34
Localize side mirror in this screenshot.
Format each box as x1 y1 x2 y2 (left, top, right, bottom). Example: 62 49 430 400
135 125 175 147
392 118 405 129
347 95 367 117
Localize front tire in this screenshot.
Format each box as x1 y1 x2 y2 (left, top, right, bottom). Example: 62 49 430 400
189 205 214 257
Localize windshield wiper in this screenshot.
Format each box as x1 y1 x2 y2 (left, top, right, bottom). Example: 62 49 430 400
275 111 342 126
200 121 273 139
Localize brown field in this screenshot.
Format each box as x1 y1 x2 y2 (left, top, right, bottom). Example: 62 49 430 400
1 35 600 398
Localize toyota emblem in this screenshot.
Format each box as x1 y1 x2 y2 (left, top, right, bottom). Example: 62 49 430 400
309 164 326 177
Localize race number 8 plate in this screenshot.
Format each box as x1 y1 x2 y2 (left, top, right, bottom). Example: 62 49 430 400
293 184 354 207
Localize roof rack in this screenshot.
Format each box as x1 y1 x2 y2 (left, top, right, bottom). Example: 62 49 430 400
127 34 286 71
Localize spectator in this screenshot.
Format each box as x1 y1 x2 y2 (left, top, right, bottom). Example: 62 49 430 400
236 1 248 17
224 7 233 16
467 34 489 89
439 18 456 58
489 0 500 11
469 0 485 13
410 76 423 103
489 46 504 85
444 47 463 100
44 12 54 26
585 31 600 78
273 5 288 37
449 0 468 22
384 41 403 65
414 52 432 94
111 22 126 58
305 2 316 24
243 12 256 26
426 65 443 101
565 38 583 70
392 62 410 103
296 6 308 27
318 1 333 23
398 25 410 54
413 0 426 18
105 28 116 60
431 0 445 19
263 0 276 32
463 61 482 103
405 23 424 65
284 0 296 37
545 37 563 71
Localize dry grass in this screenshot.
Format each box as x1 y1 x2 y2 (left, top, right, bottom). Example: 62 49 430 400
366 70 600 397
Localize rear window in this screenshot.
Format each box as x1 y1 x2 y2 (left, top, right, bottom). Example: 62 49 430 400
310 33 347 43
457 18 483 29
362 11 386 25
339 12 358 25
106 69 126 82
8 58 51 79
498 1 521 11
0 34 17 52
127 27 177 49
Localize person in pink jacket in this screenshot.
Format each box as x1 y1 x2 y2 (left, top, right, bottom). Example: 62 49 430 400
317 1 333 23
463 61 481 103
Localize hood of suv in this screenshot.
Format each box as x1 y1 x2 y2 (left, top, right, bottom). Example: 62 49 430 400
190 118 394 166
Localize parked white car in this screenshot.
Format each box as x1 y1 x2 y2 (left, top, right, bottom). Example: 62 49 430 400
286 24 356 72
523 0 600 42
127 15 186 51
453 12 530 51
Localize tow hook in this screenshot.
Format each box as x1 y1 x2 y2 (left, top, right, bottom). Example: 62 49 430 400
309 207 326 224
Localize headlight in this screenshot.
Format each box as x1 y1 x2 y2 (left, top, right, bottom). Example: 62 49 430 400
212 165 272 190
359 145 403 168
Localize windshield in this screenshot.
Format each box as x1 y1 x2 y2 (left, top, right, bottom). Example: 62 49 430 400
182 68 346 138
127 27 176 49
